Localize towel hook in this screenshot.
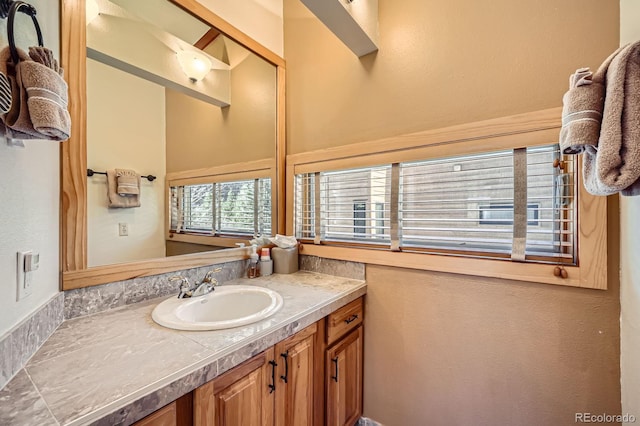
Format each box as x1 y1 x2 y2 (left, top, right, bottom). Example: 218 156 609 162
6 1 43 65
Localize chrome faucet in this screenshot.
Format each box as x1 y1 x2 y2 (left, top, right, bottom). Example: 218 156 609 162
170 276 193 299
171 267 223 299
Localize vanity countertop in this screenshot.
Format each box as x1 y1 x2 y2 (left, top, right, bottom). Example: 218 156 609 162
0 271 366 426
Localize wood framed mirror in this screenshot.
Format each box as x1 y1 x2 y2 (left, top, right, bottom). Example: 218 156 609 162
60 0 286 290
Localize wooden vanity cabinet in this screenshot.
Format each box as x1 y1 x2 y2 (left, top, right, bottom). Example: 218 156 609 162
324 298 364 426
137 297 364 426
194 348 276 426
193 323 320 426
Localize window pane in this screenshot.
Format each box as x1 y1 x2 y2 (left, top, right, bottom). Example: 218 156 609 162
218 180 256 234
183 184 213 231
319 166 391 244
400 150 515 254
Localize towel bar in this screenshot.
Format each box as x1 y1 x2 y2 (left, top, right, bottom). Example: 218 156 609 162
87 168 156 182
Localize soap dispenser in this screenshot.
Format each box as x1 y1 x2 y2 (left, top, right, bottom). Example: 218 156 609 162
248 245 260 278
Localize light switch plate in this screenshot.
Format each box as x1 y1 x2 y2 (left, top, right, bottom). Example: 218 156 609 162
16 251 33 301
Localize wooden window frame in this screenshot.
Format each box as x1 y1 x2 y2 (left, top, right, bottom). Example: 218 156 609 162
286 108 608 289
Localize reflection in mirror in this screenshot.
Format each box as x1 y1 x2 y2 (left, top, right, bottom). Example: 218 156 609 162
85 0 277 267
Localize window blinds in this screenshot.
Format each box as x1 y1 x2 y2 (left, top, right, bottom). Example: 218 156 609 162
171 177 272 237
294 144 575 263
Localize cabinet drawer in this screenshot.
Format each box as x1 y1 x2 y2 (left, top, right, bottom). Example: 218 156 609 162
326 297 363 345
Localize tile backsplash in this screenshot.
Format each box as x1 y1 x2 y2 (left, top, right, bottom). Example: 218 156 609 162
64 259 249 320
0 292 64 390
299 254 365 280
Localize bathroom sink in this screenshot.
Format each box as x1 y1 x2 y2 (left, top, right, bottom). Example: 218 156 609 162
152 285 284 331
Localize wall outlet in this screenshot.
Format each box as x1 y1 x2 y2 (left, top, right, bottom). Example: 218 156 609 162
118 223 129 236
16 251 38 301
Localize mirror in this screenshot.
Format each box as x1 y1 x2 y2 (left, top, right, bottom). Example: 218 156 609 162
60 0 285 288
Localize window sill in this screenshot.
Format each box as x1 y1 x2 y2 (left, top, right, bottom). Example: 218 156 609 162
167 233 252 248
299 243 603 289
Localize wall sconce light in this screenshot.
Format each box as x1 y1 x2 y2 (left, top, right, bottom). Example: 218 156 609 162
86 0 100 24
176 50 212 82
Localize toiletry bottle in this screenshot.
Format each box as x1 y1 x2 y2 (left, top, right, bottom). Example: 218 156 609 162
260 247 273 276
248 245 260 278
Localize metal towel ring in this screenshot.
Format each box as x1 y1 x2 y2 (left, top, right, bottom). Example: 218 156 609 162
7 1 43 65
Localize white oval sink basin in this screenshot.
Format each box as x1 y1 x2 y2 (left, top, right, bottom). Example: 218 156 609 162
152 285 283 331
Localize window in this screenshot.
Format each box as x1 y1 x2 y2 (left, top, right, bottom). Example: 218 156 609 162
294 144 574 263
171 177 271 237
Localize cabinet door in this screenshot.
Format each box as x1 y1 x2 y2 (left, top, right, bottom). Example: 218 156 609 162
133 393 192 426
194 348 275 426
274 323 318 426
133 402 176 426
326 326 363 426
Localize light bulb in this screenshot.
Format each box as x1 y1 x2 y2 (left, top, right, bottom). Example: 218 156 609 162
176 50 212 82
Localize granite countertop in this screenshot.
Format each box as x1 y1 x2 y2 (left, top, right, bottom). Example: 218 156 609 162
0 271 366 426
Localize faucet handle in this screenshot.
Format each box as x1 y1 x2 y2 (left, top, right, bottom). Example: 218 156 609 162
203 267 222 285
170 275 190 289
171 275 193 298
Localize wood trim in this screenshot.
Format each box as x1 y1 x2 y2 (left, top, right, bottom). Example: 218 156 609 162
288 108 608 290
63 247 250 290
285 163 295 236
575 156 608 290
277 66 287 236
60 0 87 272
293 128 560 174
169 169 273 187
194 28 221 50
314 317 326 426
61 1 286 290
166 158 273 182
167 233 251 248
300 244 587 287
288 107 561 166
169 0 285 67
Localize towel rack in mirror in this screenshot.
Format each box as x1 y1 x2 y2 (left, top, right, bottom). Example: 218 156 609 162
87 168 157 182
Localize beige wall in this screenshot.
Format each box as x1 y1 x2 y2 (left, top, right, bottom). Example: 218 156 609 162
284 0 619 154
619 0 640 419
0 0 61 337
165 49 276 173
284 0 621 423
87 59 166 267
363 211 620 425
